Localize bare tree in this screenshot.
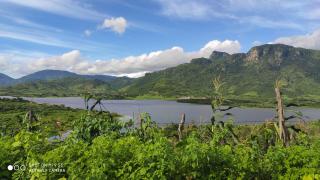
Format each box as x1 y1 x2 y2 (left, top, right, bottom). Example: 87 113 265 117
275 80 289 146
178 113 186 141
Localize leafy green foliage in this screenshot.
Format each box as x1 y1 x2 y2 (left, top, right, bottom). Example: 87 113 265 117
0 98 85 136
73 112 123 142
1 94 320 179
1 109 320 179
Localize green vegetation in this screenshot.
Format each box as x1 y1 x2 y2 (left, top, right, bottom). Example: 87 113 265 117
124 44 320 107
0 69 117 86
0 107 320 179
0 77 125 99
0 97 86 136
0 70 132 98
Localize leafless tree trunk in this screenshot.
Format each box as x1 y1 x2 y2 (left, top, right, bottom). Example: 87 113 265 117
275 81 289 146
178 113 186 141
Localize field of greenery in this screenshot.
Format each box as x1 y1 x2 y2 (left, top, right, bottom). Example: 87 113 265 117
0 98 87 137
0 103 320 179
1 78 320 179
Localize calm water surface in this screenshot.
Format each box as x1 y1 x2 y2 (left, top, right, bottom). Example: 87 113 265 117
16 97 320 124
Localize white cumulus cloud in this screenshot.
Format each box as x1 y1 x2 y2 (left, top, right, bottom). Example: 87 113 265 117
100 17 128 34
200 40 241 57
26 50 83 72
272 29 320 50
7 40 241 78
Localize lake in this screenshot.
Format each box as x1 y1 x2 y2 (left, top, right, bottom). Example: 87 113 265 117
14 97 320 125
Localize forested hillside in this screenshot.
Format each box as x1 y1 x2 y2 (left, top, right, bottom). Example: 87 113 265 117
124 44 320 104
0 77 122 98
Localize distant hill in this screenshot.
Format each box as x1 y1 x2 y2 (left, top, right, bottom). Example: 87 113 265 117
17 69 78 83
0 77 123 98
0 69 123 87
124 44 320 105
0 70 131 97
15 70 117 84
0 73 14 86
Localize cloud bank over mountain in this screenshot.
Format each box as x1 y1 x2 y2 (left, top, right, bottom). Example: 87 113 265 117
1 40 240 78
273 29 320 50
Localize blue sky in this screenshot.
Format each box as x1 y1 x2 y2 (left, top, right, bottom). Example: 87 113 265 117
0 0 319 78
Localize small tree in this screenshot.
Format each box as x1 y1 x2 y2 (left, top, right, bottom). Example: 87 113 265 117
23 109 40 132
211 76 234 125
210 76 238 144
137 112 159 141
73 94 123 142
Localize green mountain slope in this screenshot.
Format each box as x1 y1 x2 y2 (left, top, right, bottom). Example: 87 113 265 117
109 76 135 89
16 69 79 83
124 44 320 105
0 77 122 98
0 70 132 96
0 73 14 86
0 69 120 87
16 69 117 83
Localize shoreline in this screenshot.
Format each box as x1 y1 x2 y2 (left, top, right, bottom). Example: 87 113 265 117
2 95 320 109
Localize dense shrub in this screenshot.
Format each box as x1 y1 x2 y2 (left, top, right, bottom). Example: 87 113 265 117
1 113 320 179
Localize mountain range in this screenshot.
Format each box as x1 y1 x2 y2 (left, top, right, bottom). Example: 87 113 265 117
1 44 320 106
123 44 320 106
2 69 118 85
0 70 132 97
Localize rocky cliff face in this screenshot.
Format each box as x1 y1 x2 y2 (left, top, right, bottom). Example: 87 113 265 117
209 51 230 60
244 44 312 67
